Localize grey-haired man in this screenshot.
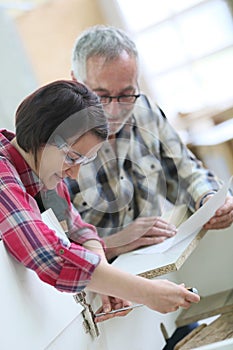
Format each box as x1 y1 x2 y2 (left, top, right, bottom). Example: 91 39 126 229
67 25 232 260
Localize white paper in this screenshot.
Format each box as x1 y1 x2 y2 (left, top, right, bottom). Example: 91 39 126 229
133 176 233 255
41 208 71 247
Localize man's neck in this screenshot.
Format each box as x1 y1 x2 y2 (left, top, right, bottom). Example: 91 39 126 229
108 134 117 152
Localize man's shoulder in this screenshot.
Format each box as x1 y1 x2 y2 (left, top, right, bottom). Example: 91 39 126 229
133 94 166 131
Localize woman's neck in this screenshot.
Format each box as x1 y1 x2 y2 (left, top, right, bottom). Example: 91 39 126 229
11 137 38 175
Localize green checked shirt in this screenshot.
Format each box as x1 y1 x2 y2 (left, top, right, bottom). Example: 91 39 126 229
68 94 222 237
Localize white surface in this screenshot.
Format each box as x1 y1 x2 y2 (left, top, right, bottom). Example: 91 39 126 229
42 208 71 246
1 204 232 349
112 229 200 275
0 242 85 350
175 224 233 297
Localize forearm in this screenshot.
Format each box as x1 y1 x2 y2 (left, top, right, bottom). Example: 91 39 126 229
87 259 151 305
82 230 201 313
83 239 145 301
103 234 123 260
83 239 108 263
87 259 200 313
195 191 217 210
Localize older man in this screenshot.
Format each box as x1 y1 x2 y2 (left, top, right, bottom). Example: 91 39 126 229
67 25 233 262
66 24 233 350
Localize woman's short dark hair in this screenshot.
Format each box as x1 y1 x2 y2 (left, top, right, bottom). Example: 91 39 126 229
15 80 108 165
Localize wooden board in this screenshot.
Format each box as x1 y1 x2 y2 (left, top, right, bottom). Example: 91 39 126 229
113 205 207 278
175 311 233 350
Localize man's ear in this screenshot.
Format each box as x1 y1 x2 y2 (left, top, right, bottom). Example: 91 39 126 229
71 71 77 81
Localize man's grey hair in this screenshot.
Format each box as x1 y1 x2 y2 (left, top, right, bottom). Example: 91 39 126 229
71 25 139 82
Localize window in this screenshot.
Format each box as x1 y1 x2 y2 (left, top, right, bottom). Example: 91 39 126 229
116 0 233 119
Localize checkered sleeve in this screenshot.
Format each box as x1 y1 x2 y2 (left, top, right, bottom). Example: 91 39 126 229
0 161 101 293
150 101 223 210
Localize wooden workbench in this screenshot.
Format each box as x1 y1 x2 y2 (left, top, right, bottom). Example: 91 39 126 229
175 309 233 349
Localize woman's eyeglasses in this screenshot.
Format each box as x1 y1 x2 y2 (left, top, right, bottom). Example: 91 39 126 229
54 135 97 166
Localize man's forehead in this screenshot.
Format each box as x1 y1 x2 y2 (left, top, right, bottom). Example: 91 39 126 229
85 56 138 93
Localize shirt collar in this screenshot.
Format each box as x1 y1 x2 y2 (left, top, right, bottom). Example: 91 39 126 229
116 115 136 139
0 129 41 197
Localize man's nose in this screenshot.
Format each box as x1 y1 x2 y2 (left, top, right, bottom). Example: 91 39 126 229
104 100 122 116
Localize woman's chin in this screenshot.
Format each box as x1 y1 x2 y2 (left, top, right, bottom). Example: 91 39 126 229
45 175 61 190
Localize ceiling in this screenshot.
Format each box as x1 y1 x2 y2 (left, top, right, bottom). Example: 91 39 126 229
0 0 50 17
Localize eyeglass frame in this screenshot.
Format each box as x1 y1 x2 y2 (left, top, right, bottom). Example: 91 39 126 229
53 135 97 166
98 93 141 105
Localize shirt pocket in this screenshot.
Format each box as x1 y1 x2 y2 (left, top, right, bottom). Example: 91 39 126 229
132 154 162 180
132 154 166 199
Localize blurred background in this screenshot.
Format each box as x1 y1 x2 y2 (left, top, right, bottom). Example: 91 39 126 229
0 0 233 180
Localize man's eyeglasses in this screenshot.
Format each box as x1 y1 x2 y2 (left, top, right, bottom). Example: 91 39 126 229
99 94 140 105
54 135 97 166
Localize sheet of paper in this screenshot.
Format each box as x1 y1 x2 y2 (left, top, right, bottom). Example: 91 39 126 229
133 176 233 255
41 208 71 247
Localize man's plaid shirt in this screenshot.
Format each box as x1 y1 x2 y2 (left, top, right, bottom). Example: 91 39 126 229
69 95 222 237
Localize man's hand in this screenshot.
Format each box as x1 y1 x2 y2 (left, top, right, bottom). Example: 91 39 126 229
203 195 233 230
104 216 177 260
94 295 132 323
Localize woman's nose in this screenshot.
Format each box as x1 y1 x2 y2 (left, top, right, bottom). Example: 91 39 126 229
65 163 81 179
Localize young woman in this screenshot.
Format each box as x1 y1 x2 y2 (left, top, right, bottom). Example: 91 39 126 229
0 80 199 322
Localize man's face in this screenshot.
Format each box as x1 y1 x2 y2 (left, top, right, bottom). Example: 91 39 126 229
83 51 138 135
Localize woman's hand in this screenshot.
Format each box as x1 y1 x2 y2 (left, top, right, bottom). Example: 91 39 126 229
144 279 200 314
94 295 132 323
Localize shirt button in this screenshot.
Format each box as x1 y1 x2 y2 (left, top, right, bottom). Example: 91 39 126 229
151 164 155 169
120 176 124 180
59 249 65 255
82 202 87 206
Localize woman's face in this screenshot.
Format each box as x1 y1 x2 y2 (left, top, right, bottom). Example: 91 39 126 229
37 132 102 190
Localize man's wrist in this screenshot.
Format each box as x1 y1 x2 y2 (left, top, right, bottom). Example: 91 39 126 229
199 191 217 208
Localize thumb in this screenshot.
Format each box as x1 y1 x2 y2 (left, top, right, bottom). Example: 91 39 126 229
101 295 112 313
